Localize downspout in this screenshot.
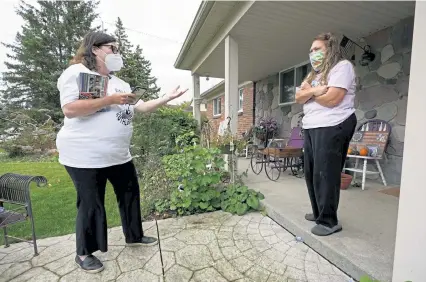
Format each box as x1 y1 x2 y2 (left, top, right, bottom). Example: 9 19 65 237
252 81 256 126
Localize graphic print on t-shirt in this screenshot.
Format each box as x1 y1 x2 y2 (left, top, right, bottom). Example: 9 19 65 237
114 87 134 126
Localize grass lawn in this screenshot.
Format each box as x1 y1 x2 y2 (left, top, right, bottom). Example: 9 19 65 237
0 161 123 245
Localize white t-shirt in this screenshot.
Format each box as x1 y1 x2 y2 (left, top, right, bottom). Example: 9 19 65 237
302 60 356 129
56 63 143 168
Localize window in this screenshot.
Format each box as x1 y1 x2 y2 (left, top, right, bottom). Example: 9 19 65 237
213 97 221 116
238 88 244 112
279 62 311 105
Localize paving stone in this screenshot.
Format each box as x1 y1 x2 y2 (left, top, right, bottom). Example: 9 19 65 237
144 251 175 275
0 261 31 281
37 234 72 247
117 245 158 272
245 265 271 282
235 240 252 252
242 248 260 261
117 268 159 282
1 246 42 264
176 245 214 271
0 243 31 255
267 273 288 282
269 261 288 275
272 242 291 253
304 261 319 274
236 218 251 226
222 246 242 260
44 253 77 276
264 248 286 262
207 240 224 261
392 125 405 142
247 234 264 241
255 255 275 269
274 231 295 243
94 245 124 261
260 217 273 225
213 258 244 281
192 267 227 282
10 267 58 282
175 229 216 245
259 228 275 237
283 256 305 270
160 237 187 252
263 235 281 245
283 266 307 281
286 248 307 260
230 256 255 273
218 239 234 248
251 239 272 253
164 264 192 282
317 262 335 275
32 240 76 267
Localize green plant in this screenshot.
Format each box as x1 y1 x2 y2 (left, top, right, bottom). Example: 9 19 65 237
161 143 265 216
221 184 265 216
162 145 225 215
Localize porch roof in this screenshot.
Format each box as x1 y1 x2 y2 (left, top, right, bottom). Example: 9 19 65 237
174 1 416 82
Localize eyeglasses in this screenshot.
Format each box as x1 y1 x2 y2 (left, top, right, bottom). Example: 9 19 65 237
100 44 119 54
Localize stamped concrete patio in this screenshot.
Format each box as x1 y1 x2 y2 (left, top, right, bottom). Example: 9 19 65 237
0 211 352 282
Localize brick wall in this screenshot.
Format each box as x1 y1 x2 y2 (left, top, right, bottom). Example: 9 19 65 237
206 83 254 138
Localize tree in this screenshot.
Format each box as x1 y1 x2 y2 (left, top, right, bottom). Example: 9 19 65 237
1 0 100 110
114 18 160 100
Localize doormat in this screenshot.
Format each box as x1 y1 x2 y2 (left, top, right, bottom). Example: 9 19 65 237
378 187 400 198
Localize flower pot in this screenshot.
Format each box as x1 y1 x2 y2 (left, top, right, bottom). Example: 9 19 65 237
340 173 353 190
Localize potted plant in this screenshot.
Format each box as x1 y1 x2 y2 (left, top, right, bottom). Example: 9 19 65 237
253 117 279 145
211 132 246 155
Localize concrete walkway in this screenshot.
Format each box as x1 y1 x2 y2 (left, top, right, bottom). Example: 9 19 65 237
0 211 352 282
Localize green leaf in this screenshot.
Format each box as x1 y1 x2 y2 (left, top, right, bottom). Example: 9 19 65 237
236 203 249 216
247 196 260 210
199 201 209 210
257 192 265 200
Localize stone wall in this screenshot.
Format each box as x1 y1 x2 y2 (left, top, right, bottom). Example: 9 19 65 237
254 16 413 186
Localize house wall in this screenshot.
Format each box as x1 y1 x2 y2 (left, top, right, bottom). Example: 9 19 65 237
206 83 254 137
254 16 413 186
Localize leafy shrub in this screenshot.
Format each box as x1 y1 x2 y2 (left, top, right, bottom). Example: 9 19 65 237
221 184 265 216
161 144 265 216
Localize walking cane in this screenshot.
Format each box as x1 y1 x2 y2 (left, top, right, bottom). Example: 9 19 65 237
155 218 165 280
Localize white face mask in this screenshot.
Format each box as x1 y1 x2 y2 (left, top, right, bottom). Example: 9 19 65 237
104 53 123 72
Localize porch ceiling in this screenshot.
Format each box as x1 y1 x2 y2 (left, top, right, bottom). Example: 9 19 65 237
192 1 416 83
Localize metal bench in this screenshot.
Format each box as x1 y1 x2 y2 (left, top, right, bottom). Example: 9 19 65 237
0 173 48 256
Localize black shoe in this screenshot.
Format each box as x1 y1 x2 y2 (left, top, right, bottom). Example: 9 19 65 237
75 255 104 273
126 236 158 247
305 213 316 222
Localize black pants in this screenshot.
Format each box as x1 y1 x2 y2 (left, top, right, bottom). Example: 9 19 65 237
303 113 357 228
65 160 143 255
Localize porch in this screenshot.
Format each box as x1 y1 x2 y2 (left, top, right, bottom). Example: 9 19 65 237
238 158 398 282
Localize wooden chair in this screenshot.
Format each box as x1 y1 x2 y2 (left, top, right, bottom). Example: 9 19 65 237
343 119 391 190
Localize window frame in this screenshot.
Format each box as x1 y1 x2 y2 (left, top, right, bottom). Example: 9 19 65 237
278 60 311 106
213 97 222 116
238 88 244 113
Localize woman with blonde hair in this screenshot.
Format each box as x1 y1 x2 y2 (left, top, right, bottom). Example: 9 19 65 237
295 32 357 236
56 31 187 272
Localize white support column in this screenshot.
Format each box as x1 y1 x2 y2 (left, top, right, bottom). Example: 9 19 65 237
224 35 239 178
192 74 201 127
224 35 239 135
392 4 426 282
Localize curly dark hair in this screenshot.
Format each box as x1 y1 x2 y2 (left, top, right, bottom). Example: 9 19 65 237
70 31 116 71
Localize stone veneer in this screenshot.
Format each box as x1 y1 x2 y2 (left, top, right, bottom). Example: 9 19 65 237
254 16 413 186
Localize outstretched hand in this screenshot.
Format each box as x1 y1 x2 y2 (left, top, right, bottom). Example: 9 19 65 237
166 85 189 101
